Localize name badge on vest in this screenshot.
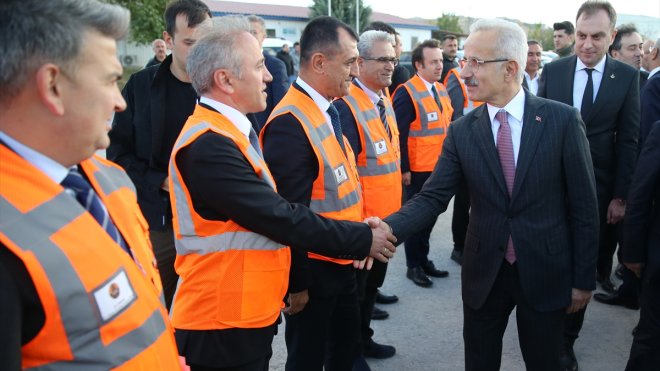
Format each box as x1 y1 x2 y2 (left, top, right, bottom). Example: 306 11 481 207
427 111 439 121
333 164 349 185
374 139 388 155
92 268 137 323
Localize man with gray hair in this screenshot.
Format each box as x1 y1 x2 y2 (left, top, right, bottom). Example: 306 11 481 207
168 17 396 371
0 0 181 368
382 18 599 370
335 29 401 366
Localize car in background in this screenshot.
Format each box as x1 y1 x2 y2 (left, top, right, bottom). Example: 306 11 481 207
541 50 558 67
399 51 415 76
263 37 294 57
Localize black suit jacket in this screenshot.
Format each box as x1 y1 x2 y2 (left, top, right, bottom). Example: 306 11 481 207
538 55 640 203
623 120 660 267
640 72 660 145
385 91 599 312
254 53 289 130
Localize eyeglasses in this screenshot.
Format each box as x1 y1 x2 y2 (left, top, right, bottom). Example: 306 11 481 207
461 57 509 72
362 57 399 66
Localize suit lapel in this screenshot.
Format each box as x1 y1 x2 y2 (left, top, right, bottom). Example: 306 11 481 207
585 55 617 123
511 92 546 202
562 57 578 106
471 106 509 197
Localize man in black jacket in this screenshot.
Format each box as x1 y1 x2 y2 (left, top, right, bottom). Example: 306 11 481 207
108 0 212 310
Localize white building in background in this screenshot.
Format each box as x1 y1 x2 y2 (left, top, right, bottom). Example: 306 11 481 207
117 0 436 68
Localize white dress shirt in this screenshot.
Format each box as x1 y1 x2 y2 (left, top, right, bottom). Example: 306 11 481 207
524 72 540 95
486 88 526 165
573 56 606 111
417 73 437 96
0 131 69 184
355 78 382 107
296 77 333 133
199 96 253 141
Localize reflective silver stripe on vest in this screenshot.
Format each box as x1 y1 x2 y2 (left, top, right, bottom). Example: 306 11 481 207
0 194 166 370
272 105 361 214
343 95 399 177
169 121 285 256
404 81 446 138
90 157 137 196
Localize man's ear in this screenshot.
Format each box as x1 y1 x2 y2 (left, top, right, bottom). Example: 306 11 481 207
310 52 325 75
35 64 66 116
214 69 234 94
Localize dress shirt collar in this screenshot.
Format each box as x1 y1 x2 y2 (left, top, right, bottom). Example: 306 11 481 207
486 87 526 124
0 131 69 184
524 71 539 82
199 96 252 139
355 78 382 105
575 55 606 74
416 73 436 94
649 66 660 79
296 77 331 112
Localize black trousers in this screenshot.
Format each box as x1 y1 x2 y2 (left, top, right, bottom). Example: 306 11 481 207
626 245 660 371
284 264 360 371
150 228 178 310
356 260 388 349
451 183 470 251
404 171 437 268
189 354 270 371
463 262 565 371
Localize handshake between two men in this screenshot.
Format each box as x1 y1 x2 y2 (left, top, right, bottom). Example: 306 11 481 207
355 217 397 270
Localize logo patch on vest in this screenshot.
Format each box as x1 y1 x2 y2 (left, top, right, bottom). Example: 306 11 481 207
92 268 137 323
427 111 439 121
374 140 388 155
333 165 349 185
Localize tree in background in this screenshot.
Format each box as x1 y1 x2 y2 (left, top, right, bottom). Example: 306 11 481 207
436 13 462 34
526 23 554 52
106 0 167 45
309 0 372 32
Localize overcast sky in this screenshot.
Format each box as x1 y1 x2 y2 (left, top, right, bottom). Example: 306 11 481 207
225 0 659 29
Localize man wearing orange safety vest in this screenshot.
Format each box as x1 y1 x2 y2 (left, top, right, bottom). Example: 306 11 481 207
393 39 454 288
443 61 485 266
0 1 182 369
168 18 395 370
262 17 393 371
335 30 402 367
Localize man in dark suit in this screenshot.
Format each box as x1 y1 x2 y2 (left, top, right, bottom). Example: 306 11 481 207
108 0 212 310
537 3 640 368
261 16 370 371
640 38 660 144
248 15 289 131
168 20 395 370
622 120 660 371
382 18 599 370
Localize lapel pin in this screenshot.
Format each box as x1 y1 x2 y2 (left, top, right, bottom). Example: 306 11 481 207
535 116 542 123
610 73 615 79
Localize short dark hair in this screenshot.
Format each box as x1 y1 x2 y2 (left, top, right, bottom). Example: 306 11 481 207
293 41 300 47
527 40 542 48
362 21 396 35
164 0 212 37
441 34 457 43
412 39 441 72
553 21 575 35
300 16 358 64
609 23 638 53
576 0 616 30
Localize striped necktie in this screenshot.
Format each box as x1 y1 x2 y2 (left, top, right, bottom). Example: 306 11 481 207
61 167 130 255
327 102 346 154
377 97 392 140
495 110 516 264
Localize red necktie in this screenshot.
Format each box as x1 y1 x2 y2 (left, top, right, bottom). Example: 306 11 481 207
495 110 516 264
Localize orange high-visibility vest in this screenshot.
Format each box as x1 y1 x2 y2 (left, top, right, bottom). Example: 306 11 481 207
394 74 453 172
263 87 364 265
0 145 180 370
169 105 291 330
340 83 402 218
443 67 484 114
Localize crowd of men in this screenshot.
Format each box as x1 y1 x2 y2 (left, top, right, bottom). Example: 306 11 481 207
1 0 658 370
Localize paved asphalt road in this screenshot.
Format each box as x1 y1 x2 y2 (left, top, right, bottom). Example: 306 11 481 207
268 199 640 371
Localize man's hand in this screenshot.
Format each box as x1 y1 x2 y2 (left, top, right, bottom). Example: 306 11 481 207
283 289 309 315
623 262 645 278
566 288 592 313
606 199 625 224
364 217 397 264
353 257 374 270
161 176 170 192
402 172 411 186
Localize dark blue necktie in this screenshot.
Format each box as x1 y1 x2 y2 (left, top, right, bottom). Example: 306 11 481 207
248 127 264 158
431 85 443 112
327 102 346 154
61 167 130 254
581 68 594 120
